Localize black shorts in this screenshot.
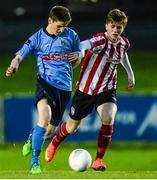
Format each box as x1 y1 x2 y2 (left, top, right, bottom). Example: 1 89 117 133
69 89 117 120
35 76 71 126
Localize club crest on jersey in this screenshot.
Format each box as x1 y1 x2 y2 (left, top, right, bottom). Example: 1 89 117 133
25 39 31 46
61 40 66 46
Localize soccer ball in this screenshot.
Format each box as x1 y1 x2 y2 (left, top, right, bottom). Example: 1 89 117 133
68 148 92 172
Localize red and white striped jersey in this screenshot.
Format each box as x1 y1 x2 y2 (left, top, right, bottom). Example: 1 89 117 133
77 32 130 95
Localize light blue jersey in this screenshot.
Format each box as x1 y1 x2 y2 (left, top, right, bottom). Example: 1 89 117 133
16 27 80 91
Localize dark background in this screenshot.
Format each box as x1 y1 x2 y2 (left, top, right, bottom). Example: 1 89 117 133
0 0 156 55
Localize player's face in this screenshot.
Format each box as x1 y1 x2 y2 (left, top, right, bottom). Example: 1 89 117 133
106 22 124 42
48 18 69 36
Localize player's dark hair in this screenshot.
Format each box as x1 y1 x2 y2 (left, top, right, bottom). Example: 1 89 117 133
106 9 128 27
49 6 72 23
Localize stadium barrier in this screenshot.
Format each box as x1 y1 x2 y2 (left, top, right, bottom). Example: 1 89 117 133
2 95 157 142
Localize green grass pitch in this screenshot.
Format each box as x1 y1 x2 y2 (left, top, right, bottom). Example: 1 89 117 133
0 142 157 179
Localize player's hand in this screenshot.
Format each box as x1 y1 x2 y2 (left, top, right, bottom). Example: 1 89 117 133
127 80 135 91
6 58 20 77
67 52 82 63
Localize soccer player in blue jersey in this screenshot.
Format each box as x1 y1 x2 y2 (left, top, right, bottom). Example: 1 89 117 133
6 5 81 174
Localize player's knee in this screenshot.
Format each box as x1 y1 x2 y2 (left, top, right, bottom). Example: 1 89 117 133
38 113 51 126
102 115 114 125
66 119 80 134
43 113 51 122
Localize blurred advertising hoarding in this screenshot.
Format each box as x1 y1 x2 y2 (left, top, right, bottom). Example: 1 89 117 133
2 95 157 142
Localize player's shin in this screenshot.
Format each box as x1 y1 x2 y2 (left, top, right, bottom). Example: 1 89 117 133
96 124 113 159
52 122 69 147
31 125 46 165
45 122 69 162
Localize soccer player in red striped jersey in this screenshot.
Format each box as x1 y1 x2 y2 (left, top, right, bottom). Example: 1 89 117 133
45 9 135 171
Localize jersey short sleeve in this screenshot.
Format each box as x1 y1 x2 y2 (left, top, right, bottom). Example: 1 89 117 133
16 32 38 58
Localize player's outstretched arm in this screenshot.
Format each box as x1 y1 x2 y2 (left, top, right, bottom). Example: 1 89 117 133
121 53 135 91
6 55 23 77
